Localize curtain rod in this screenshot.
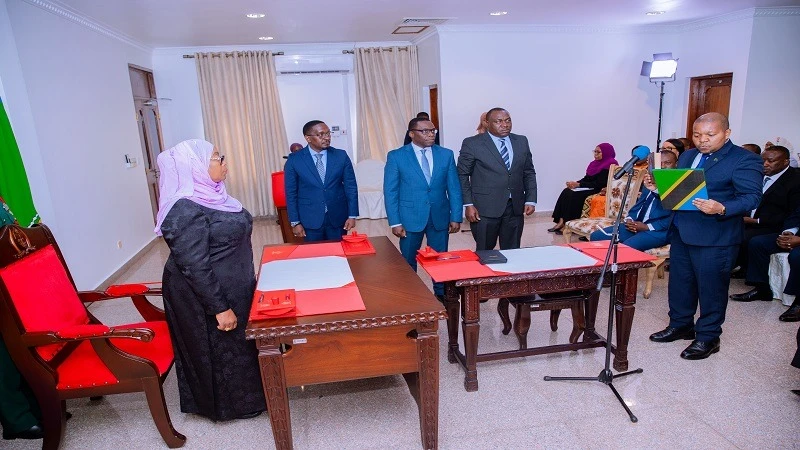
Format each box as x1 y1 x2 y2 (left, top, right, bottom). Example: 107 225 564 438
183 51 285 58
342 47 410 54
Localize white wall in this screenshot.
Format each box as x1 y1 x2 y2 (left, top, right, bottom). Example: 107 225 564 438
416 32 441 133
4 0 156 288
437 27 671 211
739 14 800 149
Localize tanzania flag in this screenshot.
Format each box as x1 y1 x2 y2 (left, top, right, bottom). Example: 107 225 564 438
652 168 709 211
0 96 39 226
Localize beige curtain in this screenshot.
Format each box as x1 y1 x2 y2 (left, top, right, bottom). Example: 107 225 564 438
354 46 420 162
195 51 288 217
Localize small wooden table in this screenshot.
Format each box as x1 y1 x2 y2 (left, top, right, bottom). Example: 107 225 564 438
441 261 652 392
246 237 446 450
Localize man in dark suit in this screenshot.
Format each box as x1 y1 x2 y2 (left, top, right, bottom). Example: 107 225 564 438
729 205 800 322
732 145 800 276
457 108 537 251
384 118 462 299
650 112 763 360
284 120 359 242
589 149 677 251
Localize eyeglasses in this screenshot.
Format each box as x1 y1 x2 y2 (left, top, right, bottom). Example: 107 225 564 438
305 132 332 138
210 155 225 164
411 129 438 135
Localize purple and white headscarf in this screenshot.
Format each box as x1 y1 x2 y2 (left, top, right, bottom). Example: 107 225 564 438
154 139 242 235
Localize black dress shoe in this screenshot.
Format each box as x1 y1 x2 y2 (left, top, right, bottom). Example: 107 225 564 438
578 236 589 241
779 304 800 322
238 411 264 420
680 338 720 360
649 325 695 342
3 424 44 440
729 288 773 302
547 226 561 233
554 230 563 235
791 389 800 397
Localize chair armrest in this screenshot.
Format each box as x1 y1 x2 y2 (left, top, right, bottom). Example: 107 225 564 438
78 282 162 302
21 325 155 347
78 283 165 322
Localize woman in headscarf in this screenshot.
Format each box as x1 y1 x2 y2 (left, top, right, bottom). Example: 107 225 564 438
549 143 618 234
155 139 265 422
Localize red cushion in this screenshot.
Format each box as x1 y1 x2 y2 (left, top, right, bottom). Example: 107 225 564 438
0 245 88 360
56 321 173 390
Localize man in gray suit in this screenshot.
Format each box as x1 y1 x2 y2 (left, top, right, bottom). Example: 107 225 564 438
457 108 537 250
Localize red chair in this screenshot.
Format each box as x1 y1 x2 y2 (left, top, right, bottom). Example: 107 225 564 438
0 224 185 449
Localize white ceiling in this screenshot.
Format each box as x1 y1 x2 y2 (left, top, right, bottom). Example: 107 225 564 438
50 0 800 47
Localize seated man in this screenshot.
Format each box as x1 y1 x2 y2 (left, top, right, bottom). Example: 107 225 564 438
730 206 800 322
589 150 677 251
733 145 800 277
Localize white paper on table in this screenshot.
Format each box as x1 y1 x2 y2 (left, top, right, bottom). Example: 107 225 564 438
487 246 599 274
256 256 354 292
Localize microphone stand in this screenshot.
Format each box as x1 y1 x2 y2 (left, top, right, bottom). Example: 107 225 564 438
544 166 643 423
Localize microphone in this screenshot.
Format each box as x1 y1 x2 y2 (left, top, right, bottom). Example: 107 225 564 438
614 145 651 180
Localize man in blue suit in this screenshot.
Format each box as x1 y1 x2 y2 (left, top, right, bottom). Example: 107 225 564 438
650 113 763 360
590 150 677 250
284 120 359 242
384 117 463 299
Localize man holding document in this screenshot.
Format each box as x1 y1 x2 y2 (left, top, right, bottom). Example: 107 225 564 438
649 113 763 360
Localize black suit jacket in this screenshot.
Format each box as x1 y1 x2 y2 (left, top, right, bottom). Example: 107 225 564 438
752 167 800 232
457 132 537 218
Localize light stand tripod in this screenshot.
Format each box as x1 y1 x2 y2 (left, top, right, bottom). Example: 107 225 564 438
544 167 643 423
656 81 666 151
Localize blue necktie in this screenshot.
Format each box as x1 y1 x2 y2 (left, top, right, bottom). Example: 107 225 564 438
698 153 710 168
420 148 431 184
499 138 510 170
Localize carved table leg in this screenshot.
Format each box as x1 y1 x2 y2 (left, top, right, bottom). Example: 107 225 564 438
569 300 585 344
258 338 292 450
461 286 480 392
549 309 561 331
415 322 439 450
444 283 460 364
498 297 511 335
512 303 531 350
613 270 638 372
583 290 600 341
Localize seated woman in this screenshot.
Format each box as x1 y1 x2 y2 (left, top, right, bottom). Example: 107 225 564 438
155 139 265 422
588 150 678 251
549 143 617 234
660 138 685 158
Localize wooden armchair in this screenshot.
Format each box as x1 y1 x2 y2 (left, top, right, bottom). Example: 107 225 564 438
563 164 646 242
0 224 185 449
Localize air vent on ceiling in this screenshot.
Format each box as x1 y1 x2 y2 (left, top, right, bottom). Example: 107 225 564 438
400 17 452 25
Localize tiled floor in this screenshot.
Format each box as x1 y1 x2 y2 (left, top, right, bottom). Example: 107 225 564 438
8 215 800 449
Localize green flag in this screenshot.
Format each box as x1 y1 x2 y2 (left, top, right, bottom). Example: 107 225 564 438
0 96 39 226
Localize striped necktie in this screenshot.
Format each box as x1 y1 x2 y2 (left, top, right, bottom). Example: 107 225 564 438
315 153 325 182
499 138 510 170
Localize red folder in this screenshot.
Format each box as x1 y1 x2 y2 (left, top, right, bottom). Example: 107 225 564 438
573 244 657 264
416 249 479 266
289 242 345 258
421 261 504 283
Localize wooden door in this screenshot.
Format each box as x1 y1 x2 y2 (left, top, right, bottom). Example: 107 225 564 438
686 73 733 136
129 65 165 223
428 85 439 129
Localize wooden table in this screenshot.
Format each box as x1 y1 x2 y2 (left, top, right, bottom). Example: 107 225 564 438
246 237 447 450
441 261 652 392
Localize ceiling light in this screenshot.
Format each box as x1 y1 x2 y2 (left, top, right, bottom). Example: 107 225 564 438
246 13 265 18
646 11 665 16
490 11 508 16
258 36 274 41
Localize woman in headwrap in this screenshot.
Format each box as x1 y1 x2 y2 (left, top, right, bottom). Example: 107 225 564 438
549 143 618 234
155 139 265 422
